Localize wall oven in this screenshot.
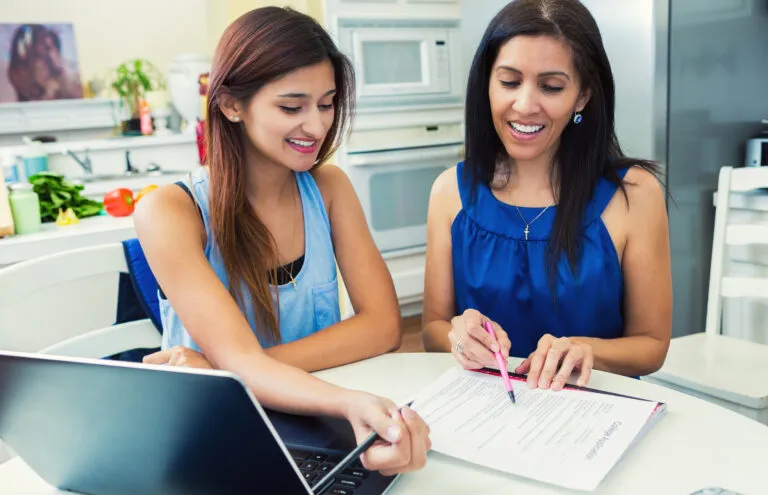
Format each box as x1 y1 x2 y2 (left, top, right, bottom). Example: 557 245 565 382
339 110 464 253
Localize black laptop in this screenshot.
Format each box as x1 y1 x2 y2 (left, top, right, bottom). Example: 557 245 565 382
0 351 398 495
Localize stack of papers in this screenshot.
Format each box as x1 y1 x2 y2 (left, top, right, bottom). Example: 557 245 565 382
410 367 665 491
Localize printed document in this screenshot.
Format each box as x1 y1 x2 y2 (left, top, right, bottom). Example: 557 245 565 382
410 367 664 491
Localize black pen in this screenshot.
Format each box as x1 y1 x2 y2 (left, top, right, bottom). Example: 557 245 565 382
311 401 413 494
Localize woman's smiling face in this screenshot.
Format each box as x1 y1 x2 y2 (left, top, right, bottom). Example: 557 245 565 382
489 35 590 166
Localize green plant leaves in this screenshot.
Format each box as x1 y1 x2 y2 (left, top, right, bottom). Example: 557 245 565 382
109 58 166 118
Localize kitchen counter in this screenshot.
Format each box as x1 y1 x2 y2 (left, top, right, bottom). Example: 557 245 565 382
0 169 190 266
0 214 136 266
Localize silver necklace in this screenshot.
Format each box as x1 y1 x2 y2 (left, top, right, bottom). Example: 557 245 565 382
515 204 554 241
279 178 300 288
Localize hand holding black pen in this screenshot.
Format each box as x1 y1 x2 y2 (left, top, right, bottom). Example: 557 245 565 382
312 397 430 493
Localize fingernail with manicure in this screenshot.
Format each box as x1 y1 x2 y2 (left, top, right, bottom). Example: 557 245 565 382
387 426 401 442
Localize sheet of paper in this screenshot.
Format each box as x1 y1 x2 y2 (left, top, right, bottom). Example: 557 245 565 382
410 367 660 491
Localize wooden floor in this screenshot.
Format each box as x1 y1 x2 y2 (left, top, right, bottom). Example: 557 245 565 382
394 315 425 353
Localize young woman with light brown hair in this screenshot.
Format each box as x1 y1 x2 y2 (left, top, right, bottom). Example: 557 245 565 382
135 6 430 475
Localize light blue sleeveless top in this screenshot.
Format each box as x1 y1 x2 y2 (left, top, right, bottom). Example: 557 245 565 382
159 167 341 350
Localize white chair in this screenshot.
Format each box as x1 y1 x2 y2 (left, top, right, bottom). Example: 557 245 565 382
0 243 162 464
646 166 768 425
0 242 161 358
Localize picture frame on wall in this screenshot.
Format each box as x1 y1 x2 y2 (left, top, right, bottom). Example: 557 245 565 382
0 23 84 104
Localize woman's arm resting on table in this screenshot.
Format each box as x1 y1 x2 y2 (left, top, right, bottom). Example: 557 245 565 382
580 167 672 376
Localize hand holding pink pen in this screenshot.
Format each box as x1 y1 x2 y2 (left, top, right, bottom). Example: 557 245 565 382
484 321 516 404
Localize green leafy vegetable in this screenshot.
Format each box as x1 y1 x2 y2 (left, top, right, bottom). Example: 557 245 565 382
28 172 103 223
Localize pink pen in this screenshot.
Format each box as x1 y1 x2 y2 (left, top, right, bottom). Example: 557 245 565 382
484 321 516 404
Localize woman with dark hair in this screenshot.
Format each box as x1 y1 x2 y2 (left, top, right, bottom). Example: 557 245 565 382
135 7 429 474
422 0 672 390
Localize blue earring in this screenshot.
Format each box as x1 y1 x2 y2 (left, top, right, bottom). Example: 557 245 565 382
573 112 583 125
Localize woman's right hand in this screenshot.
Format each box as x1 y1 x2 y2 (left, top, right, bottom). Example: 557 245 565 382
448 309 511 369
342 391 431 476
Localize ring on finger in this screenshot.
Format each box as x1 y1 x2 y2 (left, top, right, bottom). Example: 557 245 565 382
456 340 464 354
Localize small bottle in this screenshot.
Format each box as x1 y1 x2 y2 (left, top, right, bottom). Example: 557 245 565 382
0 150 18 185
196 118 206 165
0 182 14 237
22 141 48 178
8 182 41 235
139 98 153 136
197 72 209 165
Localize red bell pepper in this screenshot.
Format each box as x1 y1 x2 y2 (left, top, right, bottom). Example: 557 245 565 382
103 188 135 217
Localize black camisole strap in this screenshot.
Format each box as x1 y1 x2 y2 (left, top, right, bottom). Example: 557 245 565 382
174 181 204 222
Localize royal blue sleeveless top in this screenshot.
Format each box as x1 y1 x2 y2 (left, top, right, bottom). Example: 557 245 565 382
452 162 629 358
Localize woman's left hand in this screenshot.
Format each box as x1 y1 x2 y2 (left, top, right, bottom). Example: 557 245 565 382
143 346 214 369
514 335 593 390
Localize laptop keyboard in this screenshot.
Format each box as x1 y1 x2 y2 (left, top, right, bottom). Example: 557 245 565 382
289 448 369 494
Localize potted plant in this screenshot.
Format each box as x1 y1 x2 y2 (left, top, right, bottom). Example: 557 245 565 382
110 59 165 135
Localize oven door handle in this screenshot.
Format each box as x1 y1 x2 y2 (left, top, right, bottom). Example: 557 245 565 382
345 144 464 167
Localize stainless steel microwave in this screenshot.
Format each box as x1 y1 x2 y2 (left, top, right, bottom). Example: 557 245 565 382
336 20 464 110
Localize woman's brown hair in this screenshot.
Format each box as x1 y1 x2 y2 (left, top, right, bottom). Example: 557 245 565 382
205 7 355 344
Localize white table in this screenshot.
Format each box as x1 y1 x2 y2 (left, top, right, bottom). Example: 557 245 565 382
2 353 768 494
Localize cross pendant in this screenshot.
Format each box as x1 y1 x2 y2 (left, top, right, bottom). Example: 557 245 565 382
524 225 529 241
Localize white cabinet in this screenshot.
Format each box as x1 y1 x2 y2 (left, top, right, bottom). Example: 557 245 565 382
385 250 426 316
384 249 426 300
321 0 460 22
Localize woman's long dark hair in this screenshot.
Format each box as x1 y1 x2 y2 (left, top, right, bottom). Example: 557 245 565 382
206 7 355 344
465 0 658 279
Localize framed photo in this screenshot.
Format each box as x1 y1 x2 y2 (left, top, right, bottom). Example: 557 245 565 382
0 23 84 103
